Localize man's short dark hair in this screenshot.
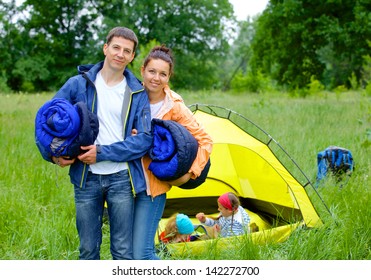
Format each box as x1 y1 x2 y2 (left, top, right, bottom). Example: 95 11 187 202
106 27 138 52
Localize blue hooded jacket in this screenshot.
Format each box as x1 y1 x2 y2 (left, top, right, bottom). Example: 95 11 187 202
35 61 153 193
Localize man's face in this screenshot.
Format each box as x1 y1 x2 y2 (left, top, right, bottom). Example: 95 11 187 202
103 36 135 72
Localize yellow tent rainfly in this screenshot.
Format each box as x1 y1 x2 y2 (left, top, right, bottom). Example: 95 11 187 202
156 104 331 257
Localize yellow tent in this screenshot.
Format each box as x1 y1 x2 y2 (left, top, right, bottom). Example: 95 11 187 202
157 104 329 256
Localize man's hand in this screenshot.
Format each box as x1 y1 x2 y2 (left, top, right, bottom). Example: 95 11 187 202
78 145 97 165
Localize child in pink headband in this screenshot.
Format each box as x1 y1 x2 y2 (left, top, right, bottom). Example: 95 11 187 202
196 192 251 238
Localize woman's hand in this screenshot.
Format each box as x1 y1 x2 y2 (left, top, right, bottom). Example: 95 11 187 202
166 172 192 186
52 156 75 168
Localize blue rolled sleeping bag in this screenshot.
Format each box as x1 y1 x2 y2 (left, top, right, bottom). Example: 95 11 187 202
148 119 210 189
35 98 99 158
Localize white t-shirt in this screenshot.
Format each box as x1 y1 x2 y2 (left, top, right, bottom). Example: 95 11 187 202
89 71 128 174
150 100 164 119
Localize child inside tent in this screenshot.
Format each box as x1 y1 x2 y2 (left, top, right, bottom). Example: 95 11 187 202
159 213 195 243
196 192 252 237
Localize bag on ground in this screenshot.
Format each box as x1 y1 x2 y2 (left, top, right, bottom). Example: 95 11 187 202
316 146 354 185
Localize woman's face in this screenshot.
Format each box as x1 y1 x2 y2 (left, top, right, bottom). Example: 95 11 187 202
141 58 171 95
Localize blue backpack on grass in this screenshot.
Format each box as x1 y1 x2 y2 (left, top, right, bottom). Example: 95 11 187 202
316 146 354 186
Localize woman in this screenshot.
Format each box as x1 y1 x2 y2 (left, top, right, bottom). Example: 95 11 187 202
133 46 213 259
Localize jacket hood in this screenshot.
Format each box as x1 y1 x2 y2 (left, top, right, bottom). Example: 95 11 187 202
164 85 183 102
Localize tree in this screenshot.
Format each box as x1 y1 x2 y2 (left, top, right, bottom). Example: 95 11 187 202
0 0 235 92
0 0 25 91
250 0 371 89
22 0 100 90
0 0 99 92
223 18 256 91
90 0 235 90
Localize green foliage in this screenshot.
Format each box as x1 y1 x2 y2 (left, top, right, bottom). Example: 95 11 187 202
250 0 371 90
0 71 10 93
81 0 235 91
349 72 359 90
334 85 348 95
365 84 371 97
0 0 235 92
0 0 100 92
223 20 255 91
128 40 161 79
12 54 54 93
362 53 371 96
359 98 371 148
307 76 325 96
292 75 327 97
230 70 270 93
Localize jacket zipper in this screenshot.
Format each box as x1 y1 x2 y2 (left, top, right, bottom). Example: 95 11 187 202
125 88 144 196
79 74 97 189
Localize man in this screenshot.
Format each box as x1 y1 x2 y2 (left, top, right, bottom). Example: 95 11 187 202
36 27 152 259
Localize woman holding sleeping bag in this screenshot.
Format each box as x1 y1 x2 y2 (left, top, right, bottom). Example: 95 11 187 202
133 45 213 259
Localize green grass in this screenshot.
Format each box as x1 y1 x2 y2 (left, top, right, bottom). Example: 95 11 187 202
0 91 370 260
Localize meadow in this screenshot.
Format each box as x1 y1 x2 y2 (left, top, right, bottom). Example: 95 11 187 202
0 91 370 260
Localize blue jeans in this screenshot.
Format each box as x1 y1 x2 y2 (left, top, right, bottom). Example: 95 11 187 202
133 191 166 260
74 170 134 260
